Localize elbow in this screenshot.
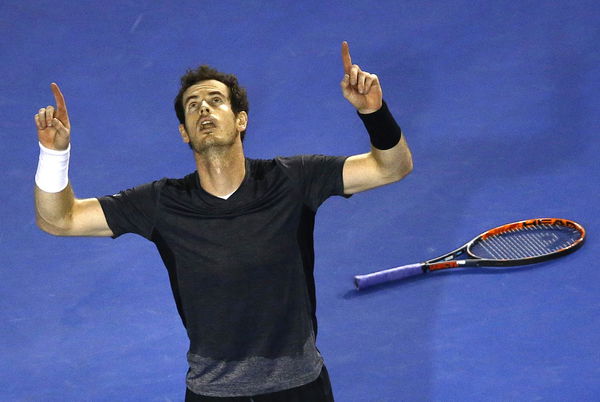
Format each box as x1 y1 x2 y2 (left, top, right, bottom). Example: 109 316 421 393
403 156 414 177
389 155 413 183
35 214 71 236
36 216 60 236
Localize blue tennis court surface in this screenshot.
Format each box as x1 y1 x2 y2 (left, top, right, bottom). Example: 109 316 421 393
1 1 599 400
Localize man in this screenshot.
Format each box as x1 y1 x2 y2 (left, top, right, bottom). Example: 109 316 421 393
34 42 413 401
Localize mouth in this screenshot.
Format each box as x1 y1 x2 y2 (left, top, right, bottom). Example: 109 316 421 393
198 119 216 131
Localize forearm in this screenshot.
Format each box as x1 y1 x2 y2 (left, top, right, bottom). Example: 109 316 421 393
343 101 413 194
35 183 77 234
368 135 413 181
359 100 413 179
33 139 75 233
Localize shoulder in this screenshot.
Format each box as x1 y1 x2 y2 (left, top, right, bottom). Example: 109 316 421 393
163 172 197 189
265 155 347 191
108 172 195 201
246 155 345 170
273 155 348 172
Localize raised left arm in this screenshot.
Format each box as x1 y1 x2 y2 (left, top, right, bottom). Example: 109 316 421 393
339 41 413 194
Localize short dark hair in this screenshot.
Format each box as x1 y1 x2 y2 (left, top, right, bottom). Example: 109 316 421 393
174 65 249 141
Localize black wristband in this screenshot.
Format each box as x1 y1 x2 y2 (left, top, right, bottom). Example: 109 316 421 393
357 100 402 150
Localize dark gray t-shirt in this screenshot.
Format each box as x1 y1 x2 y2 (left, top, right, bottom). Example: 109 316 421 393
97 155 348 397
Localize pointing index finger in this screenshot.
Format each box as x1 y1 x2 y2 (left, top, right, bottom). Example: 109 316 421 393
341 41 352 74
50 82 68 115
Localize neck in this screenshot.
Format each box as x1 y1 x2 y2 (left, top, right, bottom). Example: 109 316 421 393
194 143 246 197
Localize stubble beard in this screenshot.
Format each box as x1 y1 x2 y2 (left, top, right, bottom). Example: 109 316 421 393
190 131 237 159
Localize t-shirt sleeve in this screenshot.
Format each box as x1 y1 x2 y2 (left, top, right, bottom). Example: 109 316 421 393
276 155 350 211
96 180 163 240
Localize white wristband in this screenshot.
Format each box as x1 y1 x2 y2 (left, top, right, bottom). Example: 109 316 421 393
35 142 71 193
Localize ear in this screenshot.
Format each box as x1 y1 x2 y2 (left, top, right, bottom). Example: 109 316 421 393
236 111 248 132
179 124 190 144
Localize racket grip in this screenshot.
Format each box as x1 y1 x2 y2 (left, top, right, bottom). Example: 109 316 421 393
354 263 424 290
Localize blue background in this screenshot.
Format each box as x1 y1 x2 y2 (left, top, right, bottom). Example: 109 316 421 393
1 0 599 400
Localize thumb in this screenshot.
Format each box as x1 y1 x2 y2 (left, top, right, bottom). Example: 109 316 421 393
340 74 350 90
52 118 69 137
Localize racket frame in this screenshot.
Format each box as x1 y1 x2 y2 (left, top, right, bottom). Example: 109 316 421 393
354 218 585 289
426 218 585 271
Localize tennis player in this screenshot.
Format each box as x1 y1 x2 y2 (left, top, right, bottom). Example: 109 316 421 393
34 42 413 401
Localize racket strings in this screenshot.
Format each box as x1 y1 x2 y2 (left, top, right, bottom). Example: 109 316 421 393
478 232 533 259
480 232 539 259
471 225 581 260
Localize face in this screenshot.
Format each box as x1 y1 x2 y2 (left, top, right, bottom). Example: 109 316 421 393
179 79 247 153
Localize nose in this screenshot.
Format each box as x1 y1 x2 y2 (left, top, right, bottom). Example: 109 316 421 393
199 99 210 115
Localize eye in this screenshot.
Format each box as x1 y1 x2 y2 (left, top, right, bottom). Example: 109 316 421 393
187 102 198 111
211 97 223 105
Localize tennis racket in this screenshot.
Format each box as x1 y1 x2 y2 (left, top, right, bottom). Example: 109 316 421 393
354 218 586 290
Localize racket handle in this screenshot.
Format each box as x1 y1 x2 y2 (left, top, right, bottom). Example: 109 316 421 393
354 263 424 290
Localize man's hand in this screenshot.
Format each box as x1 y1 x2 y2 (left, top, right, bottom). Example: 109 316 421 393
34 83 71 150
340 41 383 114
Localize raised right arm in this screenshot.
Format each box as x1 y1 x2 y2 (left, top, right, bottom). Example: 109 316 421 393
34 83 113 237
